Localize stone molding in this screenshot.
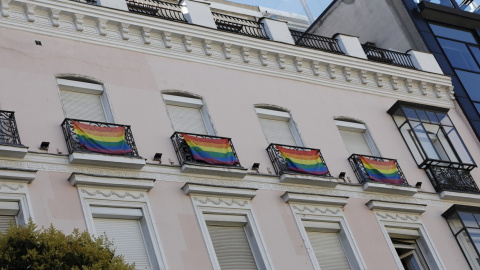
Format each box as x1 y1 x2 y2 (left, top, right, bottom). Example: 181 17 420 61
366 200 427 214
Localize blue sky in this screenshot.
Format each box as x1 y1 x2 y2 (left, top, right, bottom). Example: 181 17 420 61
226 0 333 19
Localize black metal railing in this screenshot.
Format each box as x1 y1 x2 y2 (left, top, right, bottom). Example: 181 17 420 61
348 154 409 186
126 0 186 22
61 118 139 156
212 12 268 39
266 143 331 177
362 43 416 69
171 132 243 167
426 165 480 193
290 30 344 54
71 0 97 4
0 111 22 146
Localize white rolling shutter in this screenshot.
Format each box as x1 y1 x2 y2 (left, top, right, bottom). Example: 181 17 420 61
338 129 372 156
60 90 107 122
94 218 151 270
207 225 258 270
166 104 208 134
0 215 16 233
258 118 297 146
306 231 351 270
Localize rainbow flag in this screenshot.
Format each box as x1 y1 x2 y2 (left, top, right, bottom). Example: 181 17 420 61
277 146 329 176
360 156 404 185
73 121 133 155
182 133 239 165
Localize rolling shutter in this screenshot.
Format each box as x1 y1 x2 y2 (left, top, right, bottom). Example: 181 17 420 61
94 218 151 270
338 129 372 156
166 104 208 134
60 90 107 122
0 215 16 233
258 118 296 146
306 231 351 270
207 225 258 270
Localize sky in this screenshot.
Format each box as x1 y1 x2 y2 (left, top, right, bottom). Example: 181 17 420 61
226 0 334 22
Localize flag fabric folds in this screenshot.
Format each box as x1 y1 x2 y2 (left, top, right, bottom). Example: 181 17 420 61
277 146 329 176
182 133 239 165
73 121 133 155
360 156 404 185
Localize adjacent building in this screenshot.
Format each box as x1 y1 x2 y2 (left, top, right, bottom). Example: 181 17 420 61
0 0 479 269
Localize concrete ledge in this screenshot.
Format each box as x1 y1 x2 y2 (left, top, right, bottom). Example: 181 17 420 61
362 182 418 196
440 191 480 203
68 152 146 169
181 164 247 179
281 192 348 206
366 200 426 214
182 183 256 198
0 144 28 158
280 173 339 188
0 168 37 183
69 173 155 191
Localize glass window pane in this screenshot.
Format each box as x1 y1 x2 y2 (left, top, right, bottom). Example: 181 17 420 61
411 121 441 160
447 212 464 234
468 228 480 252
430 23 477 43
469 46 480 65
457 230 480 269
474 103 480 114
455 0 480 13
438 38 480 71
455 70 480 102
421 0 453 7
436 113 453 126
404 108 419 121
444 126 475 164
416 110 430 123
401 123 425 164
427 111 440 124
461 212 480 228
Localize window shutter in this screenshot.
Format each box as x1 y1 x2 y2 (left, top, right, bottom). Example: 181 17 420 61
339 129 372 156
207 225 258 270
306 231 351 270
0 215 16 233
60 90 107 122
258 118 296 146
166 104 208 134
94 218 151 270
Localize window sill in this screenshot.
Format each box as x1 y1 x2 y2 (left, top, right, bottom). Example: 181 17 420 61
440 191 480 203
362 182 418 196
181 164 247 179
281 192 348 206
0 144 28 158
279 173 339 188
68 152 146 169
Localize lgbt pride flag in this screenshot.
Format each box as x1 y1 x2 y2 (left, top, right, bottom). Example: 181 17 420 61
72 121 133 155
276 146 329 176
360 156 404 185
182 133 239 165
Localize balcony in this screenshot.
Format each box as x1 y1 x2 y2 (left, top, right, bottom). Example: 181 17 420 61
61 119 145 168
362 43 416 69
126 0 187 22
290 30 344 54
171 132 247 179
212 12 268 39
426 165 480 196
0 111 27 158
348 154 417 196
266 144 338 187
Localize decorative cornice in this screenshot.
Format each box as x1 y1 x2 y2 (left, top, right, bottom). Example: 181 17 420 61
375 211 420 222
182 183 256 199
282 192 348 206
1 0 455 108
366 200 426 214
291 204 342 216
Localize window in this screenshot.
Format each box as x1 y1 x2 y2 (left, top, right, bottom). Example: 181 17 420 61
57 78 113 123
0 175 35 233
389 231 430 270
255 106 303 146
0 201 18 233
163 93 214 135
335 119 380 156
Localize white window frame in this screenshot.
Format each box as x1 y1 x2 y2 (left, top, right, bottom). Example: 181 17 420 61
183 183 272 270
162 93 215 135
255 107 304 146
74 175 167 270
335 120 380 156
368 200 445 269
57 78 115 123
284 192 366 270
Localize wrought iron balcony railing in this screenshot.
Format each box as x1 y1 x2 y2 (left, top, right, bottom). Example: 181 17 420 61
266 143 331 177
290 30 344 54
61 118 139 157
348 154 409 186
0 111 22 146
212 12 268 39
171 132 243 167
426 165 480 193
126 0 187 22
362 43 416 69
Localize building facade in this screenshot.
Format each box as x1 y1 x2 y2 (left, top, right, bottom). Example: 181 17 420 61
0 0 479 269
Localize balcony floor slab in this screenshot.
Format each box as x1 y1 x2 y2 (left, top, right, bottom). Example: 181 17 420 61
440 191 480 203
0 144 28 158
68 152 146 169
181 164 247 179
362 182 418 196
280 173 339 188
